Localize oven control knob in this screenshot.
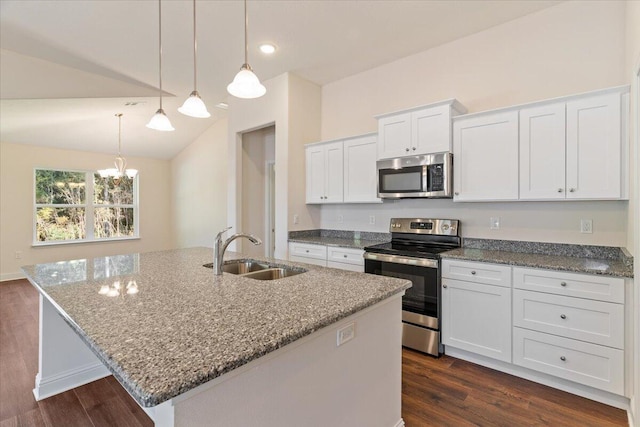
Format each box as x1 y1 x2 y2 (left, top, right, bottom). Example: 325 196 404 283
442 224 449 231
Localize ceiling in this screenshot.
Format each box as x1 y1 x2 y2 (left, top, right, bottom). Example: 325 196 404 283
0 0 561 160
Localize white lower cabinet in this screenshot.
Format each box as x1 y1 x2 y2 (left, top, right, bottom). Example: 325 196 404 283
513 328 624 395
443 260 628 399
441 260 512 363
288 242 364 272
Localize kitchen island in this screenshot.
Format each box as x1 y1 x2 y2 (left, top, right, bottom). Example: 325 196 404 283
22 247 411 427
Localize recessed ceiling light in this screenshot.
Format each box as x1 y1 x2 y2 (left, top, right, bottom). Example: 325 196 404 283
259 43 277 55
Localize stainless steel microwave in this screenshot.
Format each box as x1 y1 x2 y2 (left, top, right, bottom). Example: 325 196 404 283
377 152 453 199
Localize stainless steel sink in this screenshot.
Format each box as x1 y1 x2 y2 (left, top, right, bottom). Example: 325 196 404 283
203 259 306 280
240 268 304 280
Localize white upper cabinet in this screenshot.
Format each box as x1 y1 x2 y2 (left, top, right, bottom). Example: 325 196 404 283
566 93 622 199
454 85 629 202
305 141 343 204
453 111 519 201
343 134 379 203
306 133 379 204
376 100 467 160
519 102 567 200
520 91 626 200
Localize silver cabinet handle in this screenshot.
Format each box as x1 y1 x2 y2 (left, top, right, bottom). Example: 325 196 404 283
443 284 448 288
471 271 476 275
569 188 575 192
405 148 409 152
557 188 563 193
560 356 566 361
560 282 567 287
412 147 416 151
343 254 347 258
454 192 459 196
305 250 309 253
560 314 566 319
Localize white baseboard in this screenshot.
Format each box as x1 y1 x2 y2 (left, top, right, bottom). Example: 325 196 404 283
1 272 25 282
33 361 111 401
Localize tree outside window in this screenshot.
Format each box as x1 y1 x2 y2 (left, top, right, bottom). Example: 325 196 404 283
34 169 138 244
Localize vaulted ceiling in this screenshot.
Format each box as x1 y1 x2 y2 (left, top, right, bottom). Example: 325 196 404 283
0 0 561 159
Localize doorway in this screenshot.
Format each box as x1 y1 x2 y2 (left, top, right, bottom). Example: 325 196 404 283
240 126 275 258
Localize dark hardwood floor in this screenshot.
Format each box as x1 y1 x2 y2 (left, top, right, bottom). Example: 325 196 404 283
1 279 628 426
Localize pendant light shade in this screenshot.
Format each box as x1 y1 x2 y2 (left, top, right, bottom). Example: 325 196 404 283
147 108 175 131
179 0 210 118
147 0 175 131
227 0 265 99
178 90 210 118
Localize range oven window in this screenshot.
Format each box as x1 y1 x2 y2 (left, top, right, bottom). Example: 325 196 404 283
365 259 438 319
379 166 424 193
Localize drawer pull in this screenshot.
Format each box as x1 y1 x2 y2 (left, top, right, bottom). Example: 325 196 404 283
560 281 567 287
560 314 566 320
560 356 566 362
343 255 347 258
305 250 309 253
471 271 476 275
443 284 448 289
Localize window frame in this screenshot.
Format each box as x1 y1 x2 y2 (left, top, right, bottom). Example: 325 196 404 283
33 168 140 246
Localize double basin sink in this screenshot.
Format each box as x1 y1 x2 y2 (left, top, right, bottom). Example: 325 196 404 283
204 259 307 280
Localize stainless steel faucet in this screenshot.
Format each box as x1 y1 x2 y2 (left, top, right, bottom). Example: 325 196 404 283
213 226 262 275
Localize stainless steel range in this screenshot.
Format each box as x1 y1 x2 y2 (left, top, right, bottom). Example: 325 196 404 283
363 218 460 357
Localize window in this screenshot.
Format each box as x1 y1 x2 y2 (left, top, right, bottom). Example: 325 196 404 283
34 169 138 244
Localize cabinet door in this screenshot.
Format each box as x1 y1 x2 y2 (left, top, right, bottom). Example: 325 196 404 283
412 105 451 154
442 278 512 362
377 112 411 160
324 142 344 203
343 135 379 203
305 145 326 203
566 93 621 199
519 103 567 200
453 111 519 201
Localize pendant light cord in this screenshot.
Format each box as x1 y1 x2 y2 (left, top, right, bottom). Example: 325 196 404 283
192 0 197 91
244 0 248 66
158 0 163 109
116 113 123 155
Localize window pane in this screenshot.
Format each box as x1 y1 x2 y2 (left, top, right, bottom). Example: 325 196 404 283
35 170 86 204
94 207 135 238
93 175 134 205
36 207 86 241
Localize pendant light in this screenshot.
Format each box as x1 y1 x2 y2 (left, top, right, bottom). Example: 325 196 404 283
227 0 266 99
147 0 175 131
178 0 210 118
99 114 138 180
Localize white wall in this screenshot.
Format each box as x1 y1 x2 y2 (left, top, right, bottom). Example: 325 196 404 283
319 0 630 247
227 73 321 259
241 126 275 258
0 142 173 280
171 117 229 249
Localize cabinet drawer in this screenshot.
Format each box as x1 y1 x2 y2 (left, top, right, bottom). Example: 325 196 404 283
513 289 624 348
513 267 624 303
513 328 624 395
442 260 511 287
327 247 364 266
327 261 363 272
288 242 327 261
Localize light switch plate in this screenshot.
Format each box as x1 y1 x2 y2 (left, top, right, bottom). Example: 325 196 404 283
337 323 355 346
490 217 500 230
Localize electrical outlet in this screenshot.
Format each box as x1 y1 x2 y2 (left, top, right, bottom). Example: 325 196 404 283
14 251 22 259
293 214 299 225
337 215 343 223
369 215 375 225
337 322 355 347
490 217 500 230
580 219 593 234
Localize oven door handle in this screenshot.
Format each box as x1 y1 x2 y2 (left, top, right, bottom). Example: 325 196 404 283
363 252 438 269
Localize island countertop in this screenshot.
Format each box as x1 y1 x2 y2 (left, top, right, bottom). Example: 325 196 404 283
22 247 411 407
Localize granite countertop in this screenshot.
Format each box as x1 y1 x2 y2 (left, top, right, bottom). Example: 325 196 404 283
288 229 390 250
22 247 410 407
441 239 633 278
